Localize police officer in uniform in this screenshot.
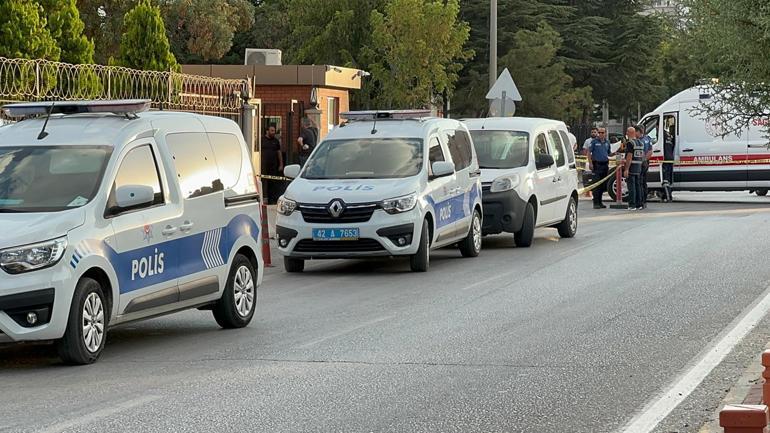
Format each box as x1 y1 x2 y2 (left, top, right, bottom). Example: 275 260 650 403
588 127 612 209
662 125 675 202
624 126 645 210
638 126 653 208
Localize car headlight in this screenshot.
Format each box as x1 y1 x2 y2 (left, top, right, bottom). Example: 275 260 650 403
490 175 520 193
277 196 297 216
381 193 418 214
0 236 68 274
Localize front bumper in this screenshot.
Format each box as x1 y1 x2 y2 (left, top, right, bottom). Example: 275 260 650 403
481 189 527 235
276 208 422 259
0 265 73 342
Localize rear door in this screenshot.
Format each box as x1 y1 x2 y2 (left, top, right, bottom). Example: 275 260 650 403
532 132 560 224
547 130 572 217
641 115 663 189
747 117 770 188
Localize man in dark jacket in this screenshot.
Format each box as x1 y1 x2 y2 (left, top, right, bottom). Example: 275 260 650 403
624 126 645 210
261 124 283 204
298 117 319 166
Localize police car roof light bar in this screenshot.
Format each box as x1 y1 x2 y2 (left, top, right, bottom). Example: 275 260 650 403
2 99 152 118
340 110 432 122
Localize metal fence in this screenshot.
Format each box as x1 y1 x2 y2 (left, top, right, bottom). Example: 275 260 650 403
0 57 249 125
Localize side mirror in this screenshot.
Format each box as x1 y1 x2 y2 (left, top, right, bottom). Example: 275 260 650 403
115 185 155 209
283 164 301 179
431 161 454 178
535 154 555 170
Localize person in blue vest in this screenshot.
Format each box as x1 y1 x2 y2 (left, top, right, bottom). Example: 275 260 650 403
637 125 654 208
587 127 614 209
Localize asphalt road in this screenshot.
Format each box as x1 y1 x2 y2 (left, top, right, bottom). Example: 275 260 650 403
3 192 770 433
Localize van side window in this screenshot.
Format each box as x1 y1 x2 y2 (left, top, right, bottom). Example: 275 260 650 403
207 133 243 190
109 145 164 214
166 133 223 199
547 131 567 167
428 137 445 176
534 133 550 158
643 116 660 144
558 130 576 164
445 129 473 171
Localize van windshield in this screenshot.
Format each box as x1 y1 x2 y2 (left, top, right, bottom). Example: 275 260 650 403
0 146 112 212
470 130 530 169
303 138 423 179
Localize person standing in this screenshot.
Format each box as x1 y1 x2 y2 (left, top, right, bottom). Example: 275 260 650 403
662 124 676 202
587 127 612 209
637 125 653 208
261 124 283 204
298 117 319 166
583 127 598 156
624 126 645 210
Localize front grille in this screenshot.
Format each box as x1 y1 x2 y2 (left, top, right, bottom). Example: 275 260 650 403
481 182 493 193
294 239 385 253
298 203 378 223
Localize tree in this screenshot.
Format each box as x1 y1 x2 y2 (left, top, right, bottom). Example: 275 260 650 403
222 0 291 64
38 0 95 64
498 22 592 119
162 0 255 63
680 0 770 137
77 0 134 65
116 0 179 72
0 0 60 60
363 0 471 108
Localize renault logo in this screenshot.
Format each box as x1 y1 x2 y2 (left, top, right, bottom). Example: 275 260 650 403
328 200 345 218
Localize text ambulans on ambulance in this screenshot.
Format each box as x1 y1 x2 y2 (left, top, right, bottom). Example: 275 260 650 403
0 100 263 365
639 86 770 195
275 110 483 273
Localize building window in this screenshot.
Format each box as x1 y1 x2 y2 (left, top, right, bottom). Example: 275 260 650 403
327 97 339 132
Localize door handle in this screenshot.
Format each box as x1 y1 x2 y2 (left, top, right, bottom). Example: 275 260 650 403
470 170 482 178
162 225 178 236
180 221 194 233
749 144 767 148
682 148 694 152
653 150 661 153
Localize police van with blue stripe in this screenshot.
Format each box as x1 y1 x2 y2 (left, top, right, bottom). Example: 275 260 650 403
0 100 263 364
276 110 483 272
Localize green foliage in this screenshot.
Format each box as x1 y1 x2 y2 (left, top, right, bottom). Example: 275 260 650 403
163 0 256 62
222 0 291 64
0 0 60 60
77 0 134 65
681 0 770 136
116 0 179 72
498 22 592 119
363 0 471 108
38 0 94 64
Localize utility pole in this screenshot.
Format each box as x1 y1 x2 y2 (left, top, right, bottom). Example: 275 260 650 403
489 0 497 91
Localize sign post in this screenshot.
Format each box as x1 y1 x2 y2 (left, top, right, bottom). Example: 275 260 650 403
486 68 521 117
610 153 628 209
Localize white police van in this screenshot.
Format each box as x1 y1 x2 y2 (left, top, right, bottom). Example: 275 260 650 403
0 100 263 364
276 110 483 272
463 117 579 246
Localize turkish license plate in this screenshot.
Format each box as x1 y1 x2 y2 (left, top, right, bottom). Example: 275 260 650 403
312 228 360 241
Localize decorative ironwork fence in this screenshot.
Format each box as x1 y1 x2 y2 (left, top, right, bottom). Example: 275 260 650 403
0 57 249 125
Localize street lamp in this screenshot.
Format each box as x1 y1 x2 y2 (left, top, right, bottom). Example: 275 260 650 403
490 0 497 91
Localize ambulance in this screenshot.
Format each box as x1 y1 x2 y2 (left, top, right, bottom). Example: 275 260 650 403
614 86 770 198
0 100 263 364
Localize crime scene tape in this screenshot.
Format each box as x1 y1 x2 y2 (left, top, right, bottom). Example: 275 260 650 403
257 173 293 181
577 166 619 195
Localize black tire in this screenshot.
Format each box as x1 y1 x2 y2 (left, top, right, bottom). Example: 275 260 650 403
410 220 430 272
459 210 482 258
514 203 535 247
757 189 768 197
56 278 108 365
213 254 257 329
607 177 629 202
557 197 578 238
284 256 305 273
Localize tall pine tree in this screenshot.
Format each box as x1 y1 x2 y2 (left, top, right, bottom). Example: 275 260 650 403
38 0 94 64
116 0 179 72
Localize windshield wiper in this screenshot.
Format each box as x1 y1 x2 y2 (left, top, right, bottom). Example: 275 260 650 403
0 208 26 213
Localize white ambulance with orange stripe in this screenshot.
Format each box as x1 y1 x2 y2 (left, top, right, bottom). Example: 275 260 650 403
638 86 770 196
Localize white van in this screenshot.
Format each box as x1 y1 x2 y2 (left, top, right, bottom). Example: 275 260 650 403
275 110 483 273
0 100 263 364
633 86 770 197
463 118 579 246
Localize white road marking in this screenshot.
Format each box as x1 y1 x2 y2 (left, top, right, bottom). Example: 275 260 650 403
296 315 394 349
35 394 161 433
620 281 770 433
